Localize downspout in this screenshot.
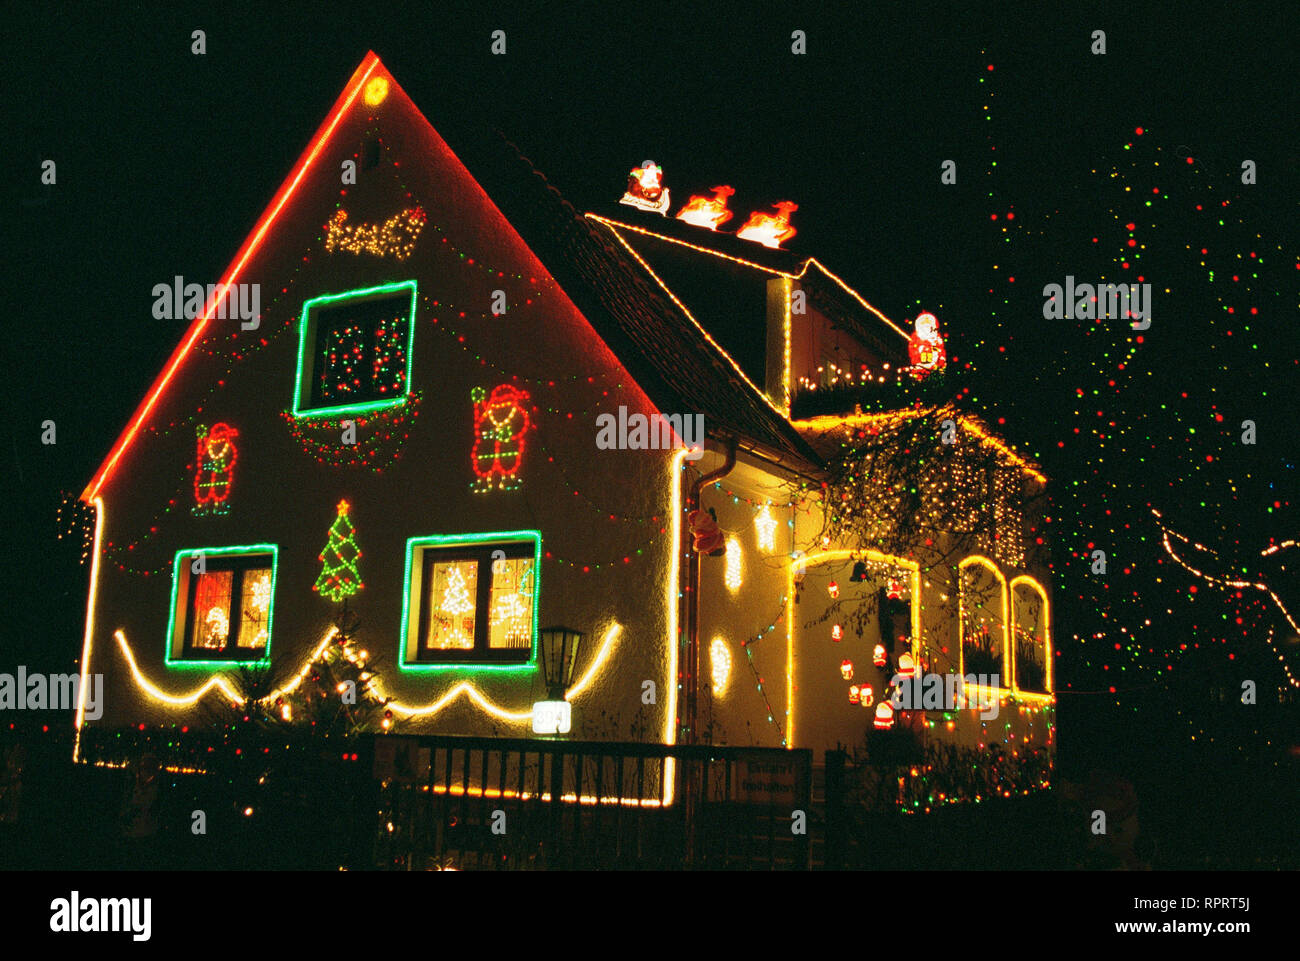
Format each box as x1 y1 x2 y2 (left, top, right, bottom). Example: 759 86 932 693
680 436 737 746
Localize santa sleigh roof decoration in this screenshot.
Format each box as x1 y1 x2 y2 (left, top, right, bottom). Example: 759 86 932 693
620 160 671 216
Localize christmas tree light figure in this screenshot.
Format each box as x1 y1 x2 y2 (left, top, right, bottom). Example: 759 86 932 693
314 500 363 602
440 566 473 615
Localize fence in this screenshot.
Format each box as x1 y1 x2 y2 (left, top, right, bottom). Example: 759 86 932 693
371 734 812 870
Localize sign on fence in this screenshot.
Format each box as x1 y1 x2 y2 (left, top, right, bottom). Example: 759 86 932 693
732 752 800 806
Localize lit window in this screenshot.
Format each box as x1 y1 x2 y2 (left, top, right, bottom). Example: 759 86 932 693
1011 579 1052 695
402 533 541 666
958 557 1010 690
293 281 417 417
167 547 277 664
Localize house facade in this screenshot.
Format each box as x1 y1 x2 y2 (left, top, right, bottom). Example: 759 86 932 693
74 54 1054 802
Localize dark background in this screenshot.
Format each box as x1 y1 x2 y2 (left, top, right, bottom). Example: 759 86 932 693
4 2 1297 863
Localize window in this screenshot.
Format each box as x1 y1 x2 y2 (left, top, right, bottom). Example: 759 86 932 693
401 532 541 668
958 556 1009 689
292 281 417 417
1010 577 1052 695
166 546 277 664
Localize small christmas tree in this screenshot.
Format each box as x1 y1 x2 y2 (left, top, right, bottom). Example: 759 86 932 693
440 566 473 615
272 604 394 738
314 499 363 602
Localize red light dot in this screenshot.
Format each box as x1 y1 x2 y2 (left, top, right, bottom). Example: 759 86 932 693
1134 127 1143 135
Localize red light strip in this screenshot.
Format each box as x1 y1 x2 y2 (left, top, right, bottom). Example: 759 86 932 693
83 53 383 502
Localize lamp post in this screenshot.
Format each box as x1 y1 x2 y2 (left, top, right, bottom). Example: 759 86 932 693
534 626 583 735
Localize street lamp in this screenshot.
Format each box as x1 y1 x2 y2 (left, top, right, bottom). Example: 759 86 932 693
534 626 583 735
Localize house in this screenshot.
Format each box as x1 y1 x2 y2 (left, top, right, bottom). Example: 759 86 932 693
73 53 1054 804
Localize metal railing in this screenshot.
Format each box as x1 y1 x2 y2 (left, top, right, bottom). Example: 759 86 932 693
371 734 812 870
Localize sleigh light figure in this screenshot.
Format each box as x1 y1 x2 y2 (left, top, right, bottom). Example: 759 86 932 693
192 423 239 516
324 206 426 261
619 160 671 216
470 384 533 493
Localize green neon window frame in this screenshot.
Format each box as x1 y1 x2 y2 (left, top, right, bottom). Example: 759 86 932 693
292 280 418 417
165 545 278 667
399 531 542 673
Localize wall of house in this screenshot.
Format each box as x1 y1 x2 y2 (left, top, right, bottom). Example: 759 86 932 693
694 455 796 749
785 472 1055 767
787 281 889 393
81 71 680 748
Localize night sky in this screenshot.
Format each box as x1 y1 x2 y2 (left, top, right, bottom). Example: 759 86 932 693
7 3 1297 814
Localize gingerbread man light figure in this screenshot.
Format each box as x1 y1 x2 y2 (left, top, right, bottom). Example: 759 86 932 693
470 384 532 492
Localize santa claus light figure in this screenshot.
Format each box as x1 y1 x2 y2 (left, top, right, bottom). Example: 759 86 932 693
620 160 671 216
907 312 947 377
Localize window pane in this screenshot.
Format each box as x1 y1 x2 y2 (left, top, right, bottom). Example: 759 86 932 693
311 292 411 408
425 560 478 650
960 566 1005 682
1014 592 1048 693
319 323 367 400
236 567 273 649
371 314 407 395
488 557 535 650
191 570 233 650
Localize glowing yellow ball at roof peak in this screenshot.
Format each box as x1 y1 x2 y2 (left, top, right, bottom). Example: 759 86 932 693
364 76 390 107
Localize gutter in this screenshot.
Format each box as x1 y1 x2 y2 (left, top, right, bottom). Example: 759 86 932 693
680 436 737 746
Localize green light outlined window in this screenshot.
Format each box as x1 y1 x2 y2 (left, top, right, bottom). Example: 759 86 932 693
165 545 278 666
292 280 417 417
399 531 541 672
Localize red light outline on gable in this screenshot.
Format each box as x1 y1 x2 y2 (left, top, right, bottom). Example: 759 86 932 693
82 53 383 503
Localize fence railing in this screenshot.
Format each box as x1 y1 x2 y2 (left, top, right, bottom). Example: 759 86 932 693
371 734 812 870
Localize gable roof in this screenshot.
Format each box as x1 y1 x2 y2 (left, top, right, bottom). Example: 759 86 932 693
83 54 385 502
438 129 825 470
83 53 827 502
583 209 912 368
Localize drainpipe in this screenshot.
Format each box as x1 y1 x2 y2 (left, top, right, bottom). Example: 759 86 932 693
681 437 737 746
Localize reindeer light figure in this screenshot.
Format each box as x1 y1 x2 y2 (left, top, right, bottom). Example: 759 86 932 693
676 185 736 230
736 201 798 248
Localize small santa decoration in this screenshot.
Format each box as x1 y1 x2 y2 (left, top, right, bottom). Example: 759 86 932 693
687 507 725 556
907 312 947 377
620 160 671 216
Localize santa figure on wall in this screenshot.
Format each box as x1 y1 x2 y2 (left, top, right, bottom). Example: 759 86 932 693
470 384 533 493
907 312 947 377
192 422 239 516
